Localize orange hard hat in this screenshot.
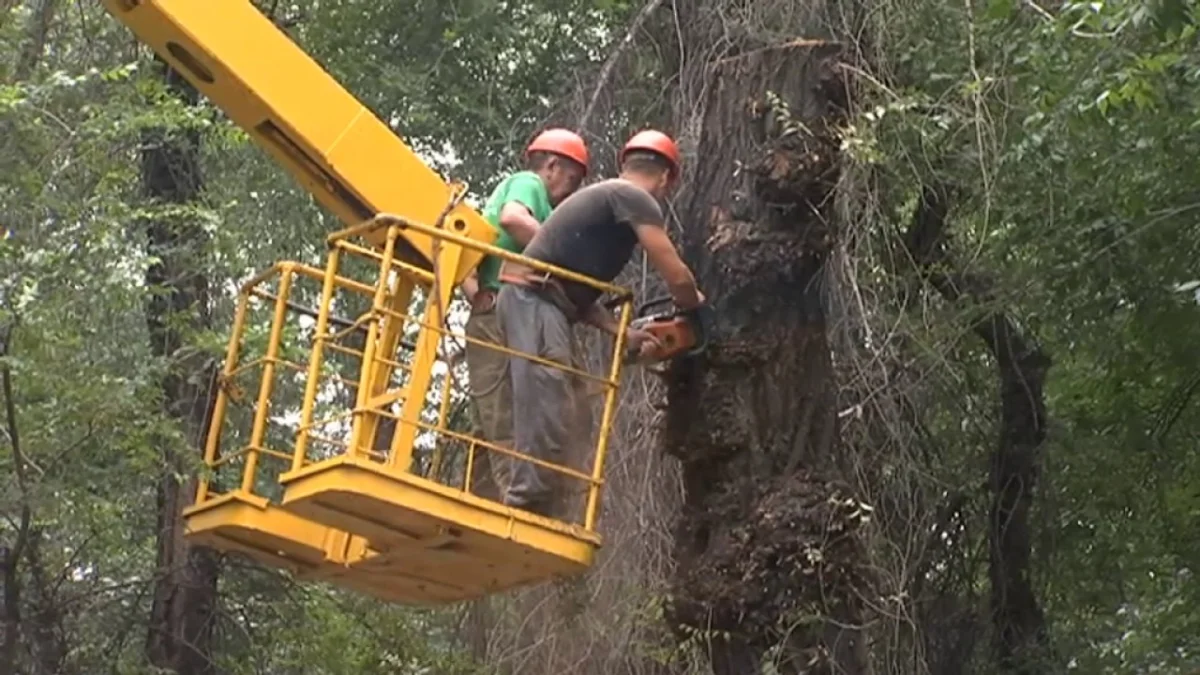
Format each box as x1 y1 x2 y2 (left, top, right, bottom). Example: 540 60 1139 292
620 129 681 177
526 128 590 174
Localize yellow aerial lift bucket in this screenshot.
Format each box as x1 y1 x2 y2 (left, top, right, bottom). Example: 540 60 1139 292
275 215 633 604
189 214 633 604
100 0 636 603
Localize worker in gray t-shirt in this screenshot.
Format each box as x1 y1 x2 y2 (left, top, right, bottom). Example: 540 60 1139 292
496 129 705 518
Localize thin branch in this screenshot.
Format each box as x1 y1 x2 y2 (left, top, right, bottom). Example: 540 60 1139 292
1150 370 1200 441
577 0 666 135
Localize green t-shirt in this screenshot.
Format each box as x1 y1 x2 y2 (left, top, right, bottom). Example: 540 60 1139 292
476 171 552 291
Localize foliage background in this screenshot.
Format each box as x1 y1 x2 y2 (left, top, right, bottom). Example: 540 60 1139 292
2 0 1199 673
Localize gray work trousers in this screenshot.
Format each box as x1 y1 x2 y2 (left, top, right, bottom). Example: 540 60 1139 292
462 301 515 501
497 284 591 518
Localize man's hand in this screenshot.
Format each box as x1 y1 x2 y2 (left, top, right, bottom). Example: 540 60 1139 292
625 327 662 358
670 286 705 310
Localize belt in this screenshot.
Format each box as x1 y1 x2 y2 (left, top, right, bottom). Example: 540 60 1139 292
498 270 583 321
497 266 550 288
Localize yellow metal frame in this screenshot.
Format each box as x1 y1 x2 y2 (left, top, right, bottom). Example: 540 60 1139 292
181 261 370 586
184 214 634 604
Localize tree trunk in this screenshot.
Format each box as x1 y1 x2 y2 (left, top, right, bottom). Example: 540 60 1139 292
903 186 1051 673
12 0 56 81
141 59 220 675
658 4 870 673
1 321 31 675
24 533 67 675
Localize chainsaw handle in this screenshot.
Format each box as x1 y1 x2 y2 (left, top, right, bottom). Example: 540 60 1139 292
601 292 637 310
601 294 675 317
634 295 675 317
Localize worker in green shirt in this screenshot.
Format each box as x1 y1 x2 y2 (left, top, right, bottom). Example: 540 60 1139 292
461 128 590 501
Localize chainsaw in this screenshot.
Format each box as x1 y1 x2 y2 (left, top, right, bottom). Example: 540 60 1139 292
622 296 714 366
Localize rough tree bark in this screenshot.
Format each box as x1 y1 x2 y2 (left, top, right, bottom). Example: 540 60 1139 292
657 4 872 673
903 186 1051 673
141 59 220 675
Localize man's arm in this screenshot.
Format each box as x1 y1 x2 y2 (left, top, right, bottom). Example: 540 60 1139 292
498 201 540 246
461 270 480 301
634 224 703 309
581 301 661 357
496 173 549 246
581 302 621 335
612 182 703 309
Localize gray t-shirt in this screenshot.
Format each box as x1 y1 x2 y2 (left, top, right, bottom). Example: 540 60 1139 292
521 178 664 312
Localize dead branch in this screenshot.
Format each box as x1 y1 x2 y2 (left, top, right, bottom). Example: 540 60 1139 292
1150 369 1200 441
576 0 666 135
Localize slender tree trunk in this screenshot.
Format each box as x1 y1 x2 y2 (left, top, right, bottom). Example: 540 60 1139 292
1 321 31 675
24 534 66 675
141 59 220 675
657 3 870 673
904 187 1051 673
12 0 55 80
0 539 19 675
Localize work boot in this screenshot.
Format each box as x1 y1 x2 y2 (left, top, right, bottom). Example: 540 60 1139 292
503 493 553 518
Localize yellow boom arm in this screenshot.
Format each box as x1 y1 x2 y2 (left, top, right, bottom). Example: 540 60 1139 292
101 0 495 279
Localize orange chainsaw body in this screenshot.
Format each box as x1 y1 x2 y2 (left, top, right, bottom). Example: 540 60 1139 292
624 297 713 365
